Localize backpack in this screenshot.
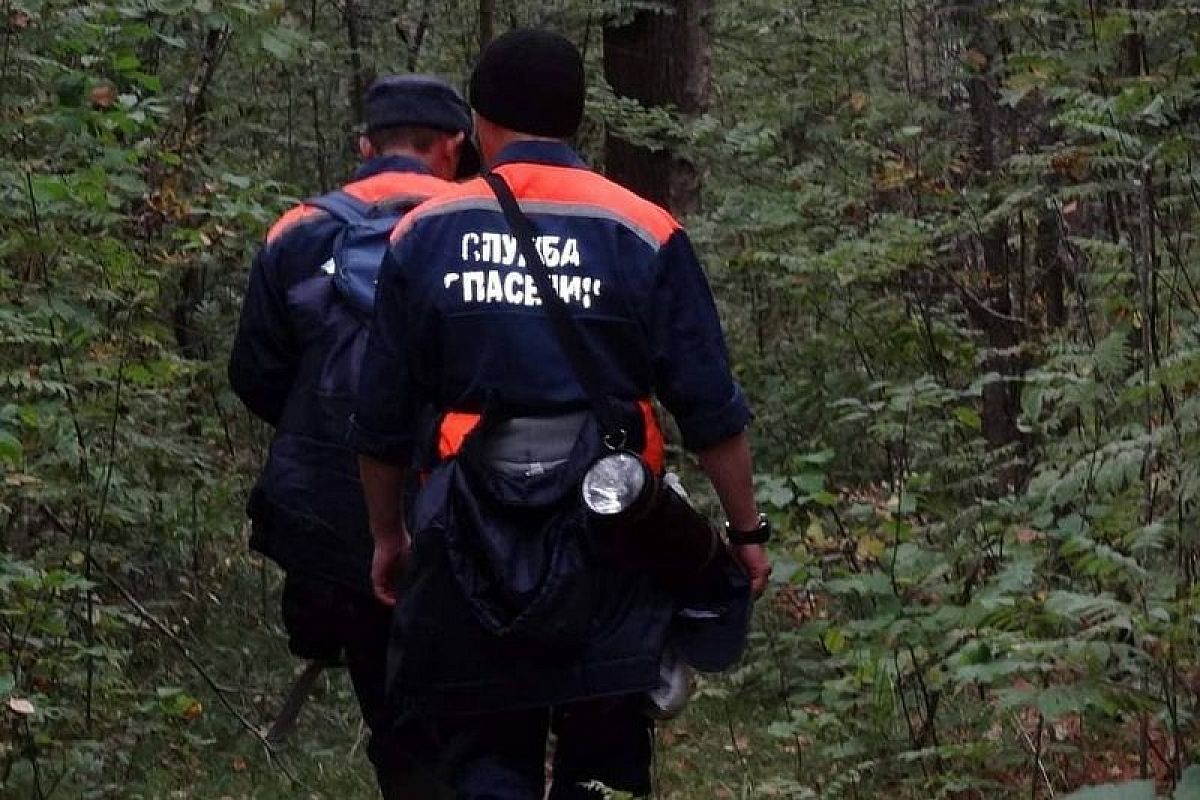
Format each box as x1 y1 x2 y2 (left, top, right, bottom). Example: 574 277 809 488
306 191 417 316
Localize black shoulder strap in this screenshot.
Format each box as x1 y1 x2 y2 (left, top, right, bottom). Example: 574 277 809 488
306 190 371 223
482 172 627 443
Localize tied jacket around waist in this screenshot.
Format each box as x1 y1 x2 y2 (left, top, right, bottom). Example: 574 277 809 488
229 156 454 594
349 141 753 713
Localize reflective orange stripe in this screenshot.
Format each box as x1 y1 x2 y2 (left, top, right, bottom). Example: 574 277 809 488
343 172 453 204
638 399 665 473
438 412 482 460
265 204 322 244
435 402 665 471
391 164 681 247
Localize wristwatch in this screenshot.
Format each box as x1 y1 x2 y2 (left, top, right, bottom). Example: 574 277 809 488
725 513 771 545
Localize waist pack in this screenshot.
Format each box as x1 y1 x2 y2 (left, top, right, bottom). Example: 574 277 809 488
410 409 626 650
306 191 417 317
411 412 752 670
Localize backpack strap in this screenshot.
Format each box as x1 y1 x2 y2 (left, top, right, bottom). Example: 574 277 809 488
306 190 372 224
309 189 426 222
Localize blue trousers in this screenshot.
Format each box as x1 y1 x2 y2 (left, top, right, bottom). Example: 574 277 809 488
432 695 653 799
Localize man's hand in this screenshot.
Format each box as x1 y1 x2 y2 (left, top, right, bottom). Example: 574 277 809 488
359 455 411 606
371 530 410 606
697 433 771 598
731 543 771 598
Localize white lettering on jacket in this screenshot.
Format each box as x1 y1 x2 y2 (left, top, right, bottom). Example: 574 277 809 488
444 231 599 309
460 232 582 269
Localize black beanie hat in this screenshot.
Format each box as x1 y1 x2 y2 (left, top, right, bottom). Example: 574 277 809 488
469 29 585 139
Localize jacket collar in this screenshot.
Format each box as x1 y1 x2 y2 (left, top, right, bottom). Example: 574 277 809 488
352 154 432 181
491 140 587 170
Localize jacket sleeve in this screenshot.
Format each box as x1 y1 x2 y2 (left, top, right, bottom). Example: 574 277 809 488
228 241 299 426
349 243 418 465
649 230 752 451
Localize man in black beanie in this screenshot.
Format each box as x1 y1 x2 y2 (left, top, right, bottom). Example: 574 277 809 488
354 30 771 800
468 28 585 139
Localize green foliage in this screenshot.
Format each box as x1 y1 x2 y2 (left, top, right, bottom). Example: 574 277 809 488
683 0 1200 797
5 0 1200 797
0 0 365 793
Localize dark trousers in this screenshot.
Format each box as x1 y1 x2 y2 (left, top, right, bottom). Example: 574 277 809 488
432 695 653 800
282 575 447 799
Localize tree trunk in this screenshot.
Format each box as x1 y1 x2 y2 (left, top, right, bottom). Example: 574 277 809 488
172 25 228 362
343 0 367 125
1036 207 1065 329
396 0 432 72
478 0 494 57
602 0 711 216
960 0 1023 453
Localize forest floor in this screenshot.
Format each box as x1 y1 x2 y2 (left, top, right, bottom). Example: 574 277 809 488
119 542 791 800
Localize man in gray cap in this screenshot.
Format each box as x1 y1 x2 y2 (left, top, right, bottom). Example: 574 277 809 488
229 74 472 798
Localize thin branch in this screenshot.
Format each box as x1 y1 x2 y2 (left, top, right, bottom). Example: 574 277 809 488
85 555 305 787
265 661 327 744
24 170 90 488
1011 714 1055 798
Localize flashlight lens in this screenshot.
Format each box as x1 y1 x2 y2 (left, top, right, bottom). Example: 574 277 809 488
582 452 646 515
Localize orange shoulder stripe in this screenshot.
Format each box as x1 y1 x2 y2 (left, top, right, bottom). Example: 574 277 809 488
266 204 323 244
390 166 681 247
390 177 496 243
500 163 680 245
269 173 455 246
344 172 455 204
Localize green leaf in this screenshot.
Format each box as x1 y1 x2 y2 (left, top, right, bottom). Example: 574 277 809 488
795 471 825 494
795 450 835 466
0 430 22 466
823 627 847 654
953 406 982 431
261 27 299 61
811 490 838 507
766 484 795 508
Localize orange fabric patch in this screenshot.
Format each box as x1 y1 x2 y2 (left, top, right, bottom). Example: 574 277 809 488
498 163 680 245
266 173 451 245
638 399 665 473
265 204 322 244
393 163 680 247
343 172 454 205
438 411 482 460
435 402 664 471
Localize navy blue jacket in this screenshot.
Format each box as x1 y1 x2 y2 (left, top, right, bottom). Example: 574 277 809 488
229 157 454 594
350 142 751 711
351 141 751 463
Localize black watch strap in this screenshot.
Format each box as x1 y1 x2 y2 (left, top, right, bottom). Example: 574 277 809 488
726 513 771 545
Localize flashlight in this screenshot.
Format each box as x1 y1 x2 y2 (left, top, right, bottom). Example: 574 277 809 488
581 451 722 591
581 451 653 517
